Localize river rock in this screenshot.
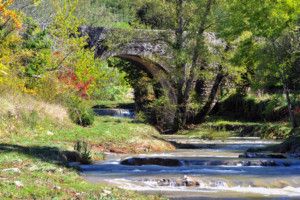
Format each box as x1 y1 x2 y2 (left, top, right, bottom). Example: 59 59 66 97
157 179 171 186
182 176 200 187
120 157 182 167
157 176 200 187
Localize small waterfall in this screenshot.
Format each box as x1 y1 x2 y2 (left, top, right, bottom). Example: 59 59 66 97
94 108 135 118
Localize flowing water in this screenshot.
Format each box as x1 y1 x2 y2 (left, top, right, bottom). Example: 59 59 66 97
94 108 135 118
81 136 300 199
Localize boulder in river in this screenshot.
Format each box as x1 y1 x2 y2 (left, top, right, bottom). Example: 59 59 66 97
120 157 182 167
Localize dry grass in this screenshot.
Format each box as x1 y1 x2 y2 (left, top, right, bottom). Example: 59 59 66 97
0 91 72 135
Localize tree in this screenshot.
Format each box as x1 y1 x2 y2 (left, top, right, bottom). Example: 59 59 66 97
134 0 226 130
45 0 103 98
218 0 300 128
0 0 22 85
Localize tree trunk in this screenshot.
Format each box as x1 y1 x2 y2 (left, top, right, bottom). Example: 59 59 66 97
283 83 298 129
173 0 187 131
172 0 214 131
195 72 225 123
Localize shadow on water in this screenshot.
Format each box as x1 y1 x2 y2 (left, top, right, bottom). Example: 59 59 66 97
0 143 79 168
168 140 200 149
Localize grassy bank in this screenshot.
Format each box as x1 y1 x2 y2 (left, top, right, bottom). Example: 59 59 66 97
203 118 291 139
0 93 171 199
179 118 291 140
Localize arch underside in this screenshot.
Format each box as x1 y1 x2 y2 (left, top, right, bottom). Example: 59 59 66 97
115 54 177 104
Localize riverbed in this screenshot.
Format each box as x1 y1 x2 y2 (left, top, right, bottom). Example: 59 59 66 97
80 136 300 200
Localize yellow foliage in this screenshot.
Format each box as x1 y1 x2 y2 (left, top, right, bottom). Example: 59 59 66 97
0 0 23 85
0 0 22 29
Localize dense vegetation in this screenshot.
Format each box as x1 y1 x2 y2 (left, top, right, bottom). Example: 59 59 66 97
0 0 300 199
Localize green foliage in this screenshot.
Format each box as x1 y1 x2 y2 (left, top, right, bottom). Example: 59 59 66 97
216 0 300 128
91 60 132 101
135 0 176 29
147 95 176 130
263 95 287 121
216 92 300 123
68 96 94 127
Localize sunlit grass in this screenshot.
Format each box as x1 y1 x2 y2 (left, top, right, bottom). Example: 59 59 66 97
0 93 170 199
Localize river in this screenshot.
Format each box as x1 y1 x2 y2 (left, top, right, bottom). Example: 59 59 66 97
80 134 300 199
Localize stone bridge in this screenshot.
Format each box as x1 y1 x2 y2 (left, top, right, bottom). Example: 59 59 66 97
80 26 178 103
80 26 225 116
81 26 224 103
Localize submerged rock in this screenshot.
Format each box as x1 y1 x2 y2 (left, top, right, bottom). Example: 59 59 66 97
156 176 200 187
181 176 200 187
120 157 182 167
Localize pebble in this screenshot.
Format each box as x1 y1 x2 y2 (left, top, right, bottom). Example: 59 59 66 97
47 131 54 136
101 189 112 197
2 168 21 173
53 185 61 190
14 181 24 188
29 165 39 172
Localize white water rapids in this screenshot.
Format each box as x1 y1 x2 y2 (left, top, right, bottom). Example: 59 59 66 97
80 136 300 200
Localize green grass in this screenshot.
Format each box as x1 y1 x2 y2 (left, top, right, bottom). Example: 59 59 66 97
0 152 164 200
178 117 292 140
201 117 292 139
0 115 172 199
179 127 234 140
1 116 173 154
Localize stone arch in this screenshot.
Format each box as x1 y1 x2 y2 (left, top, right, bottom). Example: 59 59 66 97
112 54 176 104
80 26 176 104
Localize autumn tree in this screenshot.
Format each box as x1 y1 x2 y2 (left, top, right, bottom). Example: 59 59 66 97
0 0 22 85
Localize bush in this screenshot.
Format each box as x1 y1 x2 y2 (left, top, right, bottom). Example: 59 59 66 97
74 140 92 164
68 97 94 127
147 95 176 131
263 95 287 121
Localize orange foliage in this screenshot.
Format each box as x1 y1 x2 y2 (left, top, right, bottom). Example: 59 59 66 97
58 68 94 99
0 0 22 29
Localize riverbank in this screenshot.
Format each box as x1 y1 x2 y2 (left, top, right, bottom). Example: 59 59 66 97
0 94 172 199
0 116 172 199
82 135 300 199
179 117 291 140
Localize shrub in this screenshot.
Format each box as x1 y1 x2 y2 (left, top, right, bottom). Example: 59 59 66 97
147 95 176 131
263 95 287 121
74 140 92 164
68 97 94 127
